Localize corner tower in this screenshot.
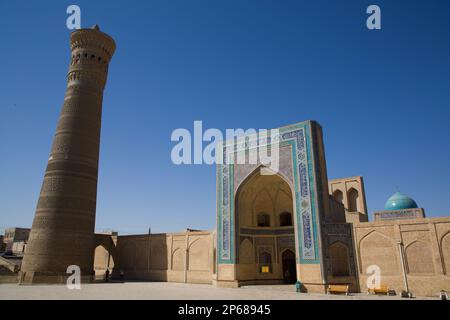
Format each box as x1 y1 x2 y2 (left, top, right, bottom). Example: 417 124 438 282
20 26 116 284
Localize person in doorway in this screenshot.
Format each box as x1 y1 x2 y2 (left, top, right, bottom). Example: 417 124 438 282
284 268 291 284
105 269 110 282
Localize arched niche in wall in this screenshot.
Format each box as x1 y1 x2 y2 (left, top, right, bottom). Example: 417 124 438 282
329 241 350 277
347 188 359 212
358 231 399 276
405 240 435 274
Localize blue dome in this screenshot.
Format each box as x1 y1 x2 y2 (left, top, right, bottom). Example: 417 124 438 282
384 192 418 210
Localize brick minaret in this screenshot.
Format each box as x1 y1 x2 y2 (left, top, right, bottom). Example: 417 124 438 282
20 25 116 284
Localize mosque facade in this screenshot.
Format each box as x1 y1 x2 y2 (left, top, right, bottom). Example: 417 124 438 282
91 120 450 297
13 28 450 297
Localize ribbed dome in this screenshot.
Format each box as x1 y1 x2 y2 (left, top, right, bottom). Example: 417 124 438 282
384 192 418 210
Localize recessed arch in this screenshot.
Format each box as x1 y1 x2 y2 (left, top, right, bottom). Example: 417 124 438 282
188 238 209 271
235 165 294 197
328 241 350 276
188 238 201 250
281 249 296 283
171 247 184 271
235 165 296 282
358 230 399 275
259 250 272 265
333 189 344 204
347 188 359 212
239 238 254 264
440 231 450 275
93 244 115 279
405 240 435 274
236 165 295 229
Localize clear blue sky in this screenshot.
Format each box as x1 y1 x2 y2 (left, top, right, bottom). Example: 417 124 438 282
1 0 449 234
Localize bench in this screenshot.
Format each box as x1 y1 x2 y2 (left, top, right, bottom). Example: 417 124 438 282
368 284 390 295
327 284 349 295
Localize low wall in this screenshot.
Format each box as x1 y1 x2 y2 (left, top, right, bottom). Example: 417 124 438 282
353 217 450 297
94 230 215 285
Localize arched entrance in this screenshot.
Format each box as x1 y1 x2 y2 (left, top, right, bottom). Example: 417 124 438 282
282 249 296 284
93 245 115 280
235 166 297 284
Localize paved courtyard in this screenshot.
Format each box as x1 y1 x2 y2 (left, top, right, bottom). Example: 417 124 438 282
0 282 438 300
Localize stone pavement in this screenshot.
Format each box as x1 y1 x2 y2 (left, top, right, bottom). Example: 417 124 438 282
0 282 438 300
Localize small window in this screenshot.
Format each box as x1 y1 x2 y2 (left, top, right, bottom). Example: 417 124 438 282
257 213 270 227
259 251 272 273
279 212 293 226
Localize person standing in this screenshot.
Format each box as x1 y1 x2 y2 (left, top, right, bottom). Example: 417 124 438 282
105 269 110 282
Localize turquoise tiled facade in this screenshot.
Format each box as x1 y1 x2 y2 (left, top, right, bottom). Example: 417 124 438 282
216 121 324 265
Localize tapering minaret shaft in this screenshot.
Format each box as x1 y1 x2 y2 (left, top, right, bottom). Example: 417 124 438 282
20 26 116 284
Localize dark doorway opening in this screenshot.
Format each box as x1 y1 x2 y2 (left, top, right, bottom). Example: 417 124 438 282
282 249 296 284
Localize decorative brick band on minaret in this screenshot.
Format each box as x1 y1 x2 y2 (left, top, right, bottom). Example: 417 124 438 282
20 25 116 284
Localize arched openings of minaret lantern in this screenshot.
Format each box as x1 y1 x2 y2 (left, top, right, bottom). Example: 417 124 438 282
347 188 359 212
